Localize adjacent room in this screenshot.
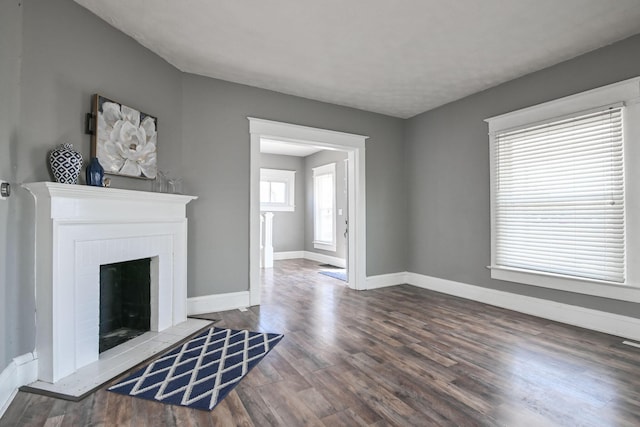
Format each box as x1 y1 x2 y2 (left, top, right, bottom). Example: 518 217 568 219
259 138 351 287
2 0 640 425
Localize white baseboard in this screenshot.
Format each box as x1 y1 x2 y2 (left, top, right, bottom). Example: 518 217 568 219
273 251 305 260
0 352 38 418
187 291 251 315
366 272 409 290
272 250 346 268
302 251 346 268
405 272 640 342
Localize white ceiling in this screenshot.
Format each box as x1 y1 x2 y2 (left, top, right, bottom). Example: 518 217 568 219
74 0 640 118
260 138 324 157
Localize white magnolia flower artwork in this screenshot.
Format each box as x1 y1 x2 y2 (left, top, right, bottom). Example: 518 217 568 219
94 95 158 179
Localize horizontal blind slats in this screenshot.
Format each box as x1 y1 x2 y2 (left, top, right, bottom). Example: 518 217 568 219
497 133 622 159
494 106 625 282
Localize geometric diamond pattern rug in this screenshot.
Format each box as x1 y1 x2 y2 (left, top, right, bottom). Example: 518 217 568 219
108 326 284 411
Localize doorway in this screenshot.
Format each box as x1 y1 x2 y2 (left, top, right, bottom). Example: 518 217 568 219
248 118 367 306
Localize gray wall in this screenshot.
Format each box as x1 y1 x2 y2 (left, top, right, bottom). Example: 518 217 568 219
0 0 406 373
260 153 305 252
304 150 349 260
405 33 640 318
182 73 406 296
0 0 184 371
19 0 183 188
0 0 23 372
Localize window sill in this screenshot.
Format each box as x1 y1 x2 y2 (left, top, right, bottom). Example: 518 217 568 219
489 265 640 303
260 205 294 212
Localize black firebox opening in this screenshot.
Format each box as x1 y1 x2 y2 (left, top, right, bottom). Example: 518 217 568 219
99 257 151 353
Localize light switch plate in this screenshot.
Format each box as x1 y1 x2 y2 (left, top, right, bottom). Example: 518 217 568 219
0 180 10 200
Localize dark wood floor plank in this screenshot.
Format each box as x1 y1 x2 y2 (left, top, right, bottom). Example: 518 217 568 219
12 393 56 427
56 392 95 427
0 391 33 426
86 390 110 426
3 258 640 426
223 391 255 427
105 391 133 426
256 380 324 427
235 385 280 427
320 409 371 427
310 366 382 424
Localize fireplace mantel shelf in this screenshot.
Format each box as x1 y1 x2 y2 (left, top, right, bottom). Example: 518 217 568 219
23 182 197 222
23 181 197 203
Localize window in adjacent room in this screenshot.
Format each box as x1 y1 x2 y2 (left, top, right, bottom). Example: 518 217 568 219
260 168 295 211
486 77 640 298
313 162 336 251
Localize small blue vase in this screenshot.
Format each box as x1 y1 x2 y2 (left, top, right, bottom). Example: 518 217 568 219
86 157 104 187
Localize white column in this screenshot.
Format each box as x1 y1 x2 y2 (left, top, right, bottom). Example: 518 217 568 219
264 212 274 268
260 213 264 268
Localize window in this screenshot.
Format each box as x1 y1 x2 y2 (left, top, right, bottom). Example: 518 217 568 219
495 107 624 282
486 77 640 299
313 163 336 251
260 168 295 211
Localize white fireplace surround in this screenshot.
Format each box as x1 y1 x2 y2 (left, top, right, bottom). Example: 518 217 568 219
24 182 197 384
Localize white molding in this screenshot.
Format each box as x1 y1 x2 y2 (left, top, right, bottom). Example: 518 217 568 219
485 76 640 132
366 272 408 290
273 251 305 260
260 206 294 212
248 117 369 149
406 272 640 342
22 181 196 205
313 242 336 252
249 117 367 296
490 266 640 303
187 291 251 315
312 162 336 175
0 353 38 418
303 251 346 268
272 251 345 267
485 76 640 298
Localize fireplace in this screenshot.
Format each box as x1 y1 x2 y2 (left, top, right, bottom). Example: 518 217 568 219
99 258 152 353
24 182 197 383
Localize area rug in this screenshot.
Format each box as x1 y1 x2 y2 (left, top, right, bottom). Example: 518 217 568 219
108 326 284 411
319 269 347 282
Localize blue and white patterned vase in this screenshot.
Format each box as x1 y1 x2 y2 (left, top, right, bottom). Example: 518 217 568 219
49 143 83 184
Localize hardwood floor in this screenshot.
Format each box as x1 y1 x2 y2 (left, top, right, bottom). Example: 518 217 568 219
3 258 640 426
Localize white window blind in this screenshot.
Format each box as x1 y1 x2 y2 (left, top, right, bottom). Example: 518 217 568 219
494 106 625 283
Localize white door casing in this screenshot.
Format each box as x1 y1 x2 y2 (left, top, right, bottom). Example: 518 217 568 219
248 118 367 304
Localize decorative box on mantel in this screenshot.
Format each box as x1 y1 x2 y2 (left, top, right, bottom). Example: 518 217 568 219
23 182 197 383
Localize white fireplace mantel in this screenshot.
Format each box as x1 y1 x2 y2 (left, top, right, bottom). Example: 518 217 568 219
23 182 197 383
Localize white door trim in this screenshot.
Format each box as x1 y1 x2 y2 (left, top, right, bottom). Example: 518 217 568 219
248 118 368 304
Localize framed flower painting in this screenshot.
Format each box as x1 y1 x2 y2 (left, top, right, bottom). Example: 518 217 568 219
91 94 158 179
